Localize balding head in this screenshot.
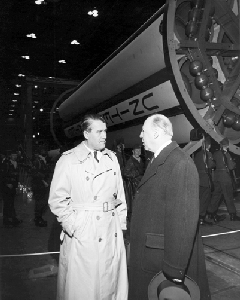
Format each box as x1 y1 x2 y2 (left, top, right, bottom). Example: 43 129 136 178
140 114 173 153
149 114 173 137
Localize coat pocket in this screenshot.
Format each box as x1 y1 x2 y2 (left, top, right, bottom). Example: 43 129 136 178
141 233 164 273
73 211 91 241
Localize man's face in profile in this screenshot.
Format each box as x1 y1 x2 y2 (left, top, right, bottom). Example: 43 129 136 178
85 120 107 151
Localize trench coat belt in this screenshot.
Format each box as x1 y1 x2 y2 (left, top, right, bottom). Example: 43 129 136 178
72 200 116 212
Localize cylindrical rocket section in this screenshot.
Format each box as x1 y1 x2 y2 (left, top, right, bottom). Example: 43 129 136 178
58 0 240 153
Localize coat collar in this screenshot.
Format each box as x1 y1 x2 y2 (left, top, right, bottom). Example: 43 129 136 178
138 141 179 188
73 141 113 163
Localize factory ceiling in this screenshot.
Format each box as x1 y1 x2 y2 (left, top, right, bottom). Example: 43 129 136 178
0 0 166 121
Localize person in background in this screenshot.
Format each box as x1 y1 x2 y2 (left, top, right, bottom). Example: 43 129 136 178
123 144 145 220
1 149 22 227
194 136 225 225
112 138 127 176
112 138 131 223
31 144 51 227
129 114 211 300
48 114 128 300
207 138 240 221
0 152 6 201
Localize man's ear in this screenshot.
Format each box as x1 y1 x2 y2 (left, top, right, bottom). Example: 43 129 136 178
153 129 159 139
83 130 88 140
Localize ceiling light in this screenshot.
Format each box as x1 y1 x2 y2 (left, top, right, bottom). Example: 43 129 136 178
71 40 80 45
40 108 43 112
26 33 36 38
21 56 30 59
88 9 98 17
12 99 17 102
59 60 66 63
14 93 19 95
35 0 44 5
18 74 25 77
34 85 38 88
33 135 36 138
15 84 21 87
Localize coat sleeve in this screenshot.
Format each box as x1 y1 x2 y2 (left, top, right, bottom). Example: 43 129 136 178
163 157 199 281
48 154 77 236
113 153 127 230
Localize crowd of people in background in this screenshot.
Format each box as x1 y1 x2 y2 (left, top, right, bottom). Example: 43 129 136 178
193 134 240 225
0 144 57 228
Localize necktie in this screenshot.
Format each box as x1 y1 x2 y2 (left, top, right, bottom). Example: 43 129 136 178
94 151 99 163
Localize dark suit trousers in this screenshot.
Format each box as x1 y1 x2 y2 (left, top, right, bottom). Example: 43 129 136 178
208 181 236 214
33 188 49 218
2 189 16 219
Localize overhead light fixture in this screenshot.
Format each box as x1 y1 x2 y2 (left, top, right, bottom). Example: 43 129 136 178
33 134 36 138
40 108 43 112
59 60 66 63
88 9 98 17
34 85 38 88
71 40 80 45
12 99 18 102
26 33 36 38
21 55 30 59
35 0 44 5
14 93 19 96
18 74 25 77
15 84 21 87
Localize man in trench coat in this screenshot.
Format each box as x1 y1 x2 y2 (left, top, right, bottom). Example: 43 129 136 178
129 114 211 300
48 114 128 300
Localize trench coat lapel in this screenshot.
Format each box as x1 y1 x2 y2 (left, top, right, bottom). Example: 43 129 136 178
72 142 114 175
138 142 179 188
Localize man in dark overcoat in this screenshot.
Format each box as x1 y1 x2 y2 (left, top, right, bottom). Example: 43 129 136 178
193 137 225 225
31 145 51 227
1 149 22 227
129 114 211 300
124 144 145 220
207 138 240 221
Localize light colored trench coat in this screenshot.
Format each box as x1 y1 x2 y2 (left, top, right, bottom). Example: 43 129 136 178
48 142 128 300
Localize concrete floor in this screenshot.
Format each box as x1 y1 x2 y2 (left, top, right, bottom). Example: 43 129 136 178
0 192 240 300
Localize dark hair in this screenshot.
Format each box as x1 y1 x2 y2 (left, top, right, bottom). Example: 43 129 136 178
132 144 141 150
81 114 106 132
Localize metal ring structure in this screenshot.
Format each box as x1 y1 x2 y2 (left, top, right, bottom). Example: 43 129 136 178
167 0 240 154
